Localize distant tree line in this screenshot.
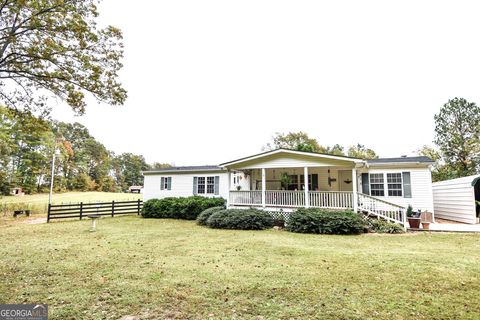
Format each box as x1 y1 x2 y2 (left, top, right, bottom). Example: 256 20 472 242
0 107 170 195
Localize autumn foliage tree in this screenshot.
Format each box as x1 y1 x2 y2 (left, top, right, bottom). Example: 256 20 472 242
0 0 127 115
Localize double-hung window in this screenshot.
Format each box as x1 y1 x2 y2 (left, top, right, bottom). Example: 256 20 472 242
369 173 385 196
387 173 403 196
194 176 220 195
197 177 206 194
206 176 215 194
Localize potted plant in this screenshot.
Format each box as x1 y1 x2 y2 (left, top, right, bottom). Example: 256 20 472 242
406 205 421 229
280 172 292 190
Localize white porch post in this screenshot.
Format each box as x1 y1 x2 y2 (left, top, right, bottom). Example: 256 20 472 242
226 171 231 208
304 167 310 207
261 168 266 208
352 168 358 212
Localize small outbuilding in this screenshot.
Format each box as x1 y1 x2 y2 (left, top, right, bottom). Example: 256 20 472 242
432 175 480 224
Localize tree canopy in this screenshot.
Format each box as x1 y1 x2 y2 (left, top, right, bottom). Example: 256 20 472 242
0 107 166 195
433 97 480 178
264 131 378 159
0 0 127 115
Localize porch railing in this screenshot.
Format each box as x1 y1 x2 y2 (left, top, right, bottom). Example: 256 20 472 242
229 190 262 206
357 192 406 225
310 191 353 209
229 190 406 228
229 190 353 209
266 190 305 207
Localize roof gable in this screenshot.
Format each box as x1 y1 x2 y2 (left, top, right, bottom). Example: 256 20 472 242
220 149 363 169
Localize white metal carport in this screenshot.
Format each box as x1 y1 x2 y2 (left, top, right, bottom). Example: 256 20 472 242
432 175 480 224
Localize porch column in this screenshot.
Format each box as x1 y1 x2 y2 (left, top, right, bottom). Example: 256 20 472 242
261 168 266 208
226 171 231 208
352 168 358 212
304 167 310 207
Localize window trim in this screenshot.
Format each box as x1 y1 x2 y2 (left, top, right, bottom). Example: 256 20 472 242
195 176 217 195
368 172 405 198
386 172 403 197
369 173 385 197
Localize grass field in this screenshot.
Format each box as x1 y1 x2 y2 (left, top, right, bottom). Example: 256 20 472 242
0 192 142 218
1 216 479 319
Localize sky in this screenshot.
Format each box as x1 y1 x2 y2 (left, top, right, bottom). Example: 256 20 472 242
51 0 480 166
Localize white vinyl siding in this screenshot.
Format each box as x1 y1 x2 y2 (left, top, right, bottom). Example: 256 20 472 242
144 172 228 201
432 175 478 224
359 168 434 213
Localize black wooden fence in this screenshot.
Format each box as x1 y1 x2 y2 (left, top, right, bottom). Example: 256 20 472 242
47 199 143 222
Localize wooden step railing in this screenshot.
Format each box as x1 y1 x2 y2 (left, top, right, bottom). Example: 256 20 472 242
357 192 406 226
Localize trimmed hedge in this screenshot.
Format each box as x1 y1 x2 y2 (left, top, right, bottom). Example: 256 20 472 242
366 218 404 234
206 209 274 230
142 196 225 220
286 208 365 235
196 206 225 226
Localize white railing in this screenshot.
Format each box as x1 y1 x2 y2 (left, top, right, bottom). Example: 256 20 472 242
266 190 305 207
229 190 262 206
357 192 406 226
229 190 354 209
229 190 406 227
310 191 353 209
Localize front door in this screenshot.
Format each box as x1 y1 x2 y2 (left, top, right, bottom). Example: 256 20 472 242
338 170 353 191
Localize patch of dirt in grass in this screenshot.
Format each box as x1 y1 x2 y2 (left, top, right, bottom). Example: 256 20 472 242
23 217 47 224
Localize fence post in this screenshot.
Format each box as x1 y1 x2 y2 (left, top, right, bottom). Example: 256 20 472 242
137 199 141 215
47 203 51 223
112 200 115 217
79 202 83 220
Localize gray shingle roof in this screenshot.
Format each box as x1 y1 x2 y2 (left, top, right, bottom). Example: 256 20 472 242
367 156 434 164
143 165 224 174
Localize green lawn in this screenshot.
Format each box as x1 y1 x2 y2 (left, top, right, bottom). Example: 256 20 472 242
0 192 142 218
1 217 480 319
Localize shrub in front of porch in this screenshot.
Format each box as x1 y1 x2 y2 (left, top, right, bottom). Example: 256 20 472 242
365 218 404 234
196 206 225 226
142 196 225 220
206 209 274 230
286 208 365 235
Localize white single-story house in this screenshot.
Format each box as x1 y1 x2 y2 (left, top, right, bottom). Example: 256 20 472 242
432 175 480 224
143 149 436 227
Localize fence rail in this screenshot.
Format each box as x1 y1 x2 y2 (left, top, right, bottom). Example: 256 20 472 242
47 199 143 222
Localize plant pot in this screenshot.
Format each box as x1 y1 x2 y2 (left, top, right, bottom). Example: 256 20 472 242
421 222 430 230
408 217 421 229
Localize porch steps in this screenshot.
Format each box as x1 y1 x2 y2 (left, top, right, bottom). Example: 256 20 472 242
356 192 406 227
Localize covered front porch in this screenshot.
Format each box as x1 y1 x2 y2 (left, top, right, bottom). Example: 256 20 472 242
221 149 407 226
228 166 358 210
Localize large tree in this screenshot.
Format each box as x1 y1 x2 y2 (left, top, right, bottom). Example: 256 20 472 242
264 131 323 153
347 143 378 159
0 0 127 114
416 145 454 182
434 97 480 177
